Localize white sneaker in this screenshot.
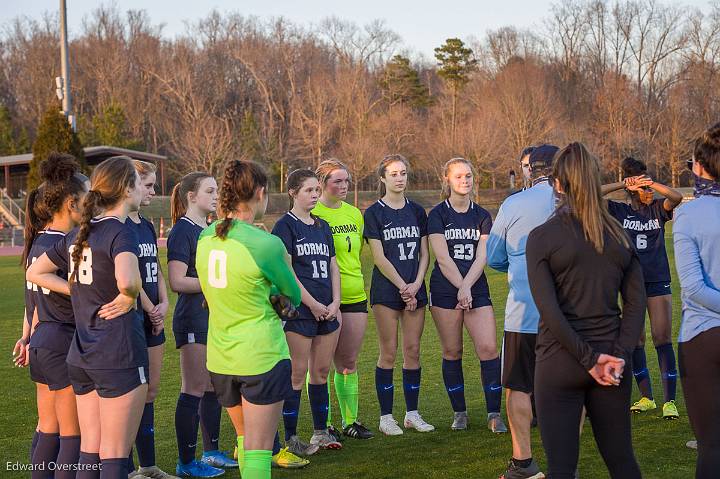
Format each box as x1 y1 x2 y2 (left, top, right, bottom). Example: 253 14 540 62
403 411 435 432
379 414 404 436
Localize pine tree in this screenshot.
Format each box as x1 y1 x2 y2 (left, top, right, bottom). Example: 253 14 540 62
0 105 18 155
86 101 141 149
28 102 85 190
435 38 477 148
239 109 263 162
379 55 432 108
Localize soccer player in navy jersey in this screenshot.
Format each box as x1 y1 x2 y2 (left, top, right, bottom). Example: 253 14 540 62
364 154 435 436
272 169 342 455
126 160 174 479
21 154 88 478
167 172 236 477
28 156 149 479
603 157 683 419
428 158 507 434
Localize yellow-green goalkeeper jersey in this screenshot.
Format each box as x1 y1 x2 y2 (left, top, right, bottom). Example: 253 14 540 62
196 219 301 376
312 200 367 304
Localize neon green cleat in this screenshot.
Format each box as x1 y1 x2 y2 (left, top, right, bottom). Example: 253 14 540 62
630 397 657 413
663 400 680 420
271 447 310 469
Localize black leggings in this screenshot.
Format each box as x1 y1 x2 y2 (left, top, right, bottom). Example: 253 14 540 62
679 326 720 479
535 347 641 478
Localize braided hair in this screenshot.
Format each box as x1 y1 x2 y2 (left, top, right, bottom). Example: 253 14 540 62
22 153 88 266
216 160 268 240
70 156 137 283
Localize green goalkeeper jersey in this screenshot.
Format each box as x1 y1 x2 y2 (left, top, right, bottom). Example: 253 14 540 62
196 219 301 376
312 200 367 304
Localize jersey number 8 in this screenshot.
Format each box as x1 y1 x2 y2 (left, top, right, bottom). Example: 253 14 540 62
453 244 474 260
68 245 93 285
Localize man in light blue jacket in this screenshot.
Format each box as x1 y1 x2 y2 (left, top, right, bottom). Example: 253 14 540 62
488 144 558 479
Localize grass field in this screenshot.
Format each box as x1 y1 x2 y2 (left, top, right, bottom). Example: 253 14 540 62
0 231 697 478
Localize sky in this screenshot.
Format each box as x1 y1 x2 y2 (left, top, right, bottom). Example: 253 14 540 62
3 0 714 60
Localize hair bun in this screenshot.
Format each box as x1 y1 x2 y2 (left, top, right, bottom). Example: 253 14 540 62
40 153 79 184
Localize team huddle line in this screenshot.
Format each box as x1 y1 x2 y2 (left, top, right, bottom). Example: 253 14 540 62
15 122 720 479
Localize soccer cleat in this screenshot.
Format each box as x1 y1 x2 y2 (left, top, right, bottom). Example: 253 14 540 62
271 447 310 469
403 411 435 432
343 421 374 439
686 439 697 450
498 458 545 479
327 425 344 443
175 460 225 478
630 397 657 413
379 415 404 436
488 412 509 433
286 435 319 457
663 400 679 419
451 411 468 430
310 429 343 450
200 450 238 468
135 466 180 479
127 472 151 479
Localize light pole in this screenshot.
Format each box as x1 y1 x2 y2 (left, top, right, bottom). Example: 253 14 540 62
59 0 74 131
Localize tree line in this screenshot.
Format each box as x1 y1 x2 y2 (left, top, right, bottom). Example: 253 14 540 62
1 0 719 198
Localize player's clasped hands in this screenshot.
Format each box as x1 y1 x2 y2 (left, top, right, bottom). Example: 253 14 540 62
149 301 168 335
588 353 625 387
400 282 420 311
455 284 472 311
624 175 654 190
309 299 331 322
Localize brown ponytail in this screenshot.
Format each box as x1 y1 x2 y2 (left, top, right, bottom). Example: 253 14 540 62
216 160 268 240
170 172 213 224
22 187 50 266
553 142 630 253
22 153 88 266
70 156 136 283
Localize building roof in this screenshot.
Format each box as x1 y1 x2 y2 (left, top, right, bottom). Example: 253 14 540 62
0 145 167 168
